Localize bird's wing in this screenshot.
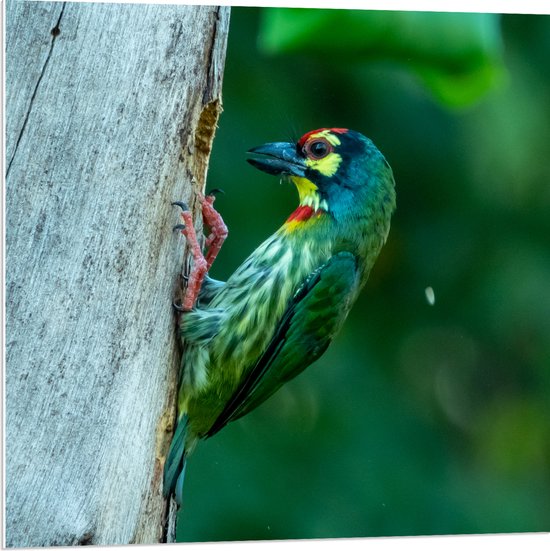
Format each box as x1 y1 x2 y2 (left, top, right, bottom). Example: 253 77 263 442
206 251 360 438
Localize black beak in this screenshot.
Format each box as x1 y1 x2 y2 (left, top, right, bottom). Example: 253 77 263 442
247 142 307 178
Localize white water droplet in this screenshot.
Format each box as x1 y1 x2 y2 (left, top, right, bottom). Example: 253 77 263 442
425 286 435 305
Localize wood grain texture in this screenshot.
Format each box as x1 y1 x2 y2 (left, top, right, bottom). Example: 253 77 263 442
5 1 229 546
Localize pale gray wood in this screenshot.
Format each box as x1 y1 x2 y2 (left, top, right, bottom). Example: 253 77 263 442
5 1 64 168
5 0 229 546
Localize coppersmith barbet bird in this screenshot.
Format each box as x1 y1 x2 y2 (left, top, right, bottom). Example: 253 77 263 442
164 128 396 505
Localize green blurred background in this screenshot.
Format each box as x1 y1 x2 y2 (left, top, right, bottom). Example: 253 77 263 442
177 8 550 542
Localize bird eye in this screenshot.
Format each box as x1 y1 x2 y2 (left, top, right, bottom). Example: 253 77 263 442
304 138 332 160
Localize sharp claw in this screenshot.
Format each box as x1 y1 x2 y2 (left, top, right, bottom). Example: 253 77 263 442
171 201 189 211
207 188 225 197
172 300 186 312
173 223 186 232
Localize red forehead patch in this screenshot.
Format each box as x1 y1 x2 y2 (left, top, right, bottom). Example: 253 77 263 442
297 127 348 148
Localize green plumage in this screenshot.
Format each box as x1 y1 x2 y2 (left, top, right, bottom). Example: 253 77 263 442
164 128 396 505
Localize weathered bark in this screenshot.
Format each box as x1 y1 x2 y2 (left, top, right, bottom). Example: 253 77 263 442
5 0 229 546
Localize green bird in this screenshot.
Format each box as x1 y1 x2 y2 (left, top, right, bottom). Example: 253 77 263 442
164 127 396 505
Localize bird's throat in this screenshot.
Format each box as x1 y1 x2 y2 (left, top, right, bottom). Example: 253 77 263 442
291 176 328 210
282 177 329 232
292 176 318 204
284 197 328 232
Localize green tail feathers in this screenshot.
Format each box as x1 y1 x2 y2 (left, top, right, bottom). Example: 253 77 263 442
163 414 188 506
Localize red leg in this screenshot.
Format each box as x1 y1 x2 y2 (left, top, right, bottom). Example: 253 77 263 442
200 194 228 270
173 193 228 311
176 209 208 311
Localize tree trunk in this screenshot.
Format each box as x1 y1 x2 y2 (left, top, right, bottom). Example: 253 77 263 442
5 1 229 546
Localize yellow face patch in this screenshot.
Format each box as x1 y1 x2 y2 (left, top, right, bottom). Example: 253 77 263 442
303 129 342 177
305 152 342 177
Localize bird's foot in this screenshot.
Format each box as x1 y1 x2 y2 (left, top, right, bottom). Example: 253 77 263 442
172 201 208 311
199 189 228 270
172 191 228 310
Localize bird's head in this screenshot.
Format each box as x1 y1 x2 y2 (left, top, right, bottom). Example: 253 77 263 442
247 128 395 222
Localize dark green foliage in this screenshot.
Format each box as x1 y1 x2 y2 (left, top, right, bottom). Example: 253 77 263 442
258 9 506 107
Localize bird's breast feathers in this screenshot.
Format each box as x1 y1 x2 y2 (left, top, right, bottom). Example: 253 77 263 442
215 230 329 345
183 224 331 394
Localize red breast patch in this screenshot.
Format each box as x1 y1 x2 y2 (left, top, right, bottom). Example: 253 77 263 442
287 205 315 222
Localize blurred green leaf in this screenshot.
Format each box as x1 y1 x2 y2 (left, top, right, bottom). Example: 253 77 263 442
258 9 506 107
474 397 550 476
